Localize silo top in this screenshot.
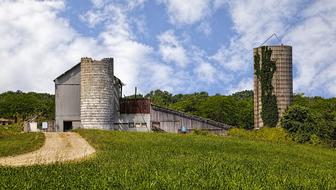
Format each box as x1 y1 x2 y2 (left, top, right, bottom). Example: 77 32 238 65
254 44 292 49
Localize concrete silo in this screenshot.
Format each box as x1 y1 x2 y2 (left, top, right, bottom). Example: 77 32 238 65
253 45 293 128
80 57 115 129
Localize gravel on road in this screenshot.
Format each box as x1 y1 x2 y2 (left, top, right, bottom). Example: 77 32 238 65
0 132 96 167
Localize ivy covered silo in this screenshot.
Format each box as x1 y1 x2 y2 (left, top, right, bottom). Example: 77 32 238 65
253 45 293 128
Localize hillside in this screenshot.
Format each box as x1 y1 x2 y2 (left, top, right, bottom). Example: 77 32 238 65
0 129 335 189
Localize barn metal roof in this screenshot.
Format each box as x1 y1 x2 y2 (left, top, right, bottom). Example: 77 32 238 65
53 63 80 82
151 104 233 130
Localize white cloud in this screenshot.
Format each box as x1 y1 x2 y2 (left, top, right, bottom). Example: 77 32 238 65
211 0 308 95
2 0 335 97
228 78 253 94
158 30 189 67
90 0 147 9
194 63 216 82
0 0 99 93
140 63 177 92
212 0 300 66
78 2 158 94
80 0 201 95
0 0 155 95
211 40 249 72
127 0 147 9
158 0 211 25
211 0 336 97
91 0 105 7
213 0 226 10
284 0 336 96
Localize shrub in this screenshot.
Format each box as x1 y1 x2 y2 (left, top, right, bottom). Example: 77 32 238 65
280 105 335 145
281 105 319 143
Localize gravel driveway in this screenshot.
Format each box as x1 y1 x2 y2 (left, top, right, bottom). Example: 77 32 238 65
0 132 96 167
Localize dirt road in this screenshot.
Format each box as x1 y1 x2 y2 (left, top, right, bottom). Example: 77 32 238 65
0 132 96 167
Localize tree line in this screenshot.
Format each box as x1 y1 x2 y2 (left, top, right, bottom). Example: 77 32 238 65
129 89 254 129
0 91 54 122
136 90 336 146
0 89 335 146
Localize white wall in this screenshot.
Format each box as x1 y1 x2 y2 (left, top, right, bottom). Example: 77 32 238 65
117 114 151 131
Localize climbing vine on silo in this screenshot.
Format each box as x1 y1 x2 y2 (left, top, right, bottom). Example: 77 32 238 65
254 46 279 127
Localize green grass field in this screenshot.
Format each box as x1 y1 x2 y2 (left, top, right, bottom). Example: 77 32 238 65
0 125 44 157
0 129 335 189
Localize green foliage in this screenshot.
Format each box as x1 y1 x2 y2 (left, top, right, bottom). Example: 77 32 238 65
145 90 254 129
145 90 175 107
1 130 335 189
231 90 253 100
281 104 336 146
192 96 254 129
169 92 209 114
0 91 55 121
228 127 292 144
309 134 322 145
0 124 45 157
281 105 317 143
0 89 254 129
254 46 279 127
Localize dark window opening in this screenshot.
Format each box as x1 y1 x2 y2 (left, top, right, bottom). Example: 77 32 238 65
63 121 73 132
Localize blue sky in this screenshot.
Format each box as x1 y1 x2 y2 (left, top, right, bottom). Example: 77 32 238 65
0 0 335 97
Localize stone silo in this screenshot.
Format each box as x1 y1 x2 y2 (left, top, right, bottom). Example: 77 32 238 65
253 45 293 128
80 57 115 129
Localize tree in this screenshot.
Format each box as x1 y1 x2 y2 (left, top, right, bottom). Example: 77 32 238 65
281 105 319 143
231 90 253 100
0 91 55 121
145 90 174 107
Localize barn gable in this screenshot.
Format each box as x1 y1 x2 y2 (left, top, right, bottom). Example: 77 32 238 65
54 63 81 132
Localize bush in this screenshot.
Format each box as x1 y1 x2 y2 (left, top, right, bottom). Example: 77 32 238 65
281 105 319 143
281 105 336 146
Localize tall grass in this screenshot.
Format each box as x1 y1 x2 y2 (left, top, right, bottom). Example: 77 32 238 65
228 127 293 144
0 129 335 189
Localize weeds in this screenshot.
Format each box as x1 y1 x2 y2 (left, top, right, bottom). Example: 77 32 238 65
228 127 293 144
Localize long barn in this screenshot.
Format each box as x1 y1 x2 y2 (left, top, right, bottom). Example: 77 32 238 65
118 99 232 133
54 57 232 133
151 105 231 133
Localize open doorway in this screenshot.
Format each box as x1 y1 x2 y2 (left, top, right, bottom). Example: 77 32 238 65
63 121 73 132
